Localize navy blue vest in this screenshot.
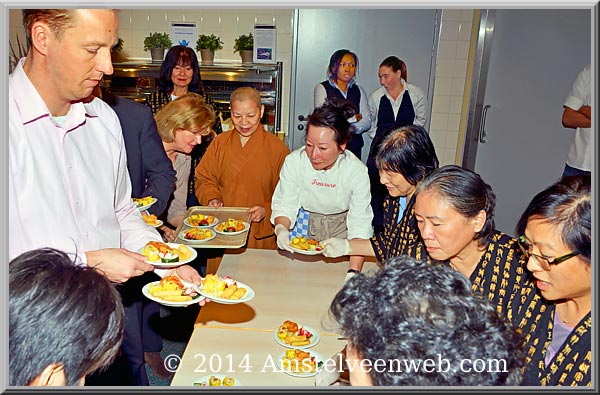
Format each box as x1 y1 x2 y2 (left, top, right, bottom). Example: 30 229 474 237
372 89 415 150
320 81 361 113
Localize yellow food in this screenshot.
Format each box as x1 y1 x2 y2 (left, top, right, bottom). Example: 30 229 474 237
201 274 247 300
176 245 193 260
187 214 216 226
183 228 213 240
208 376 221 386
148 276 196 303
216 218 246 232
142 213 158 226
290 236 322 251
133 196 154 207
222 376 235 386
282 349 317 373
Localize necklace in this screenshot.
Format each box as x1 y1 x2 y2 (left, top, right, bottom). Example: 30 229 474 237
557 305 577 325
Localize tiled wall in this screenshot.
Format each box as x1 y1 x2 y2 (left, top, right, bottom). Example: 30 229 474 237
429 9 474 165
9 8 474 163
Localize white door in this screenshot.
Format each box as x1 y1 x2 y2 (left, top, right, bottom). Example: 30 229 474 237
289 9 440 156
465 9 591 235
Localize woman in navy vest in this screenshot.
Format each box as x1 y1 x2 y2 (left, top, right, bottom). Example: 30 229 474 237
366 56 427 232
314 49 371 159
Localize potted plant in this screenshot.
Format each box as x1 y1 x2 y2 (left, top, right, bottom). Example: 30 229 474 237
143 32 172 62
195 34 223 65
111 37 125 62
233 33 254 64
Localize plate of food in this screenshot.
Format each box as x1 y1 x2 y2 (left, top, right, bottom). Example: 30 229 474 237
138 241 197 267
142 212 163 228
278 349 325 378
274 320 320 349
142 276 204 307
214 218 250 236
193 374 241 387
178 228 216 243
183 213 219 228
289 236 324 255
198 274 255 304
133 196 157 212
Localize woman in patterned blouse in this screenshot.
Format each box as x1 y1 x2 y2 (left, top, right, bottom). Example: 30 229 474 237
322 124 438 263
512 175 591 386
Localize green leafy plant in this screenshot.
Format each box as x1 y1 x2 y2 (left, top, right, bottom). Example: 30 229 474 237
195 34 223 52
233 33 254 54
143 32 172 51
112 37 124 53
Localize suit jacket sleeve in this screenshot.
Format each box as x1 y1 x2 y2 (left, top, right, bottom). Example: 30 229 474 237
139 106 176 216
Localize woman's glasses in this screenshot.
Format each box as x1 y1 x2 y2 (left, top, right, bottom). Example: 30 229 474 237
517 235 579 271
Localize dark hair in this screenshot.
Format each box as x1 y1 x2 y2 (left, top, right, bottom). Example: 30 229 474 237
380 55 408 81
416 165 496 245
327 49 359 79
9 248 124 386
158 45 204 94
328 255 524 386
516 175 591 264
306 100 355 147
375 125 439 185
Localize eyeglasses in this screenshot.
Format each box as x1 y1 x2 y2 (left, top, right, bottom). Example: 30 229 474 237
517 235 579 270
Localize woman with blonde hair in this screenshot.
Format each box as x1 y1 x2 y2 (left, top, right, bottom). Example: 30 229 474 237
155 92 216 239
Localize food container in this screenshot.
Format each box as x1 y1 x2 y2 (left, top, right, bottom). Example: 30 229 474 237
174 206 252 249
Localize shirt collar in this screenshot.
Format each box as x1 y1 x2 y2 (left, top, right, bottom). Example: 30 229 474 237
328 77 356 90
10 57 96 128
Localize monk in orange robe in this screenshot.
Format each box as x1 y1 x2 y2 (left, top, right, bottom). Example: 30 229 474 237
195 87 290 249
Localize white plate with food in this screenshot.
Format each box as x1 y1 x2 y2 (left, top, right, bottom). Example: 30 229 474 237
142 277 204 307
142 213 163 228
289 237 324 255
197 274 255 304
214 219 250 236
134 197 157 212
193 374 241 387
278 349 325 378
183 214 219 228
138 241 197 267
178 228 217 244
274 321 321 349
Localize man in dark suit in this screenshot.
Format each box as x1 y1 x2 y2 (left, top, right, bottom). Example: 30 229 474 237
87 87 176 385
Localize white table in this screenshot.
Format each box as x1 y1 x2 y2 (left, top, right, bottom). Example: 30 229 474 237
170 249 378 387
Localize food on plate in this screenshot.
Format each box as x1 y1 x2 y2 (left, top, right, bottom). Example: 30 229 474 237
290 236 323 252
142 212 158 226
133 196 154 207
141 241 192 263
216 218 246 233
201 274 247 300
282 349 320 373
183 228 214 240
193 375 235 386
277 320 314 346
187 213 216 226
148 276 200 302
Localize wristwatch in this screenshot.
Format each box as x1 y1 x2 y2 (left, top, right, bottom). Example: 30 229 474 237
347 269 360 274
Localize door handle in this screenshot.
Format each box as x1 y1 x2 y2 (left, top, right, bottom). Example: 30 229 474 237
479 104 491 143
298 114 306 122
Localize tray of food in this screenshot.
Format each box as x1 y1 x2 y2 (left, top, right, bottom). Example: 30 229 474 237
174 206 252 249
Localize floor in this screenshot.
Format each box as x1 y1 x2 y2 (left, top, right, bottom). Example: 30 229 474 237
146 304 200 386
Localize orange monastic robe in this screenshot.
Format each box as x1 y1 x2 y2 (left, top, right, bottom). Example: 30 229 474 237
195 127 290 249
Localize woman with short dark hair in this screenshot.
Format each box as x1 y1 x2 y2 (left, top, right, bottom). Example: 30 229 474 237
322 124 438 264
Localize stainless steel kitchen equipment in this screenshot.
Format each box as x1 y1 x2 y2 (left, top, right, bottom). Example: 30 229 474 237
104 61 283 133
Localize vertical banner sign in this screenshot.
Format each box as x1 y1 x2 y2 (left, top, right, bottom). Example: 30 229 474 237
253 24 276 64
171 21 197 47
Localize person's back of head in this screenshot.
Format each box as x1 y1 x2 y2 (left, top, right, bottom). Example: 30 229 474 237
9 248 124 386
329 255 524 386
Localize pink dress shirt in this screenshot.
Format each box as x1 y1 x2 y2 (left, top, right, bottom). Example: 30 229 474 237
9 58 163 266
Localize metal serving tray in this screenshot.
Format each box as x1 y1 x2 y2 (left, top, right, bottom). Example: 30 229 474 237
174 206 252 249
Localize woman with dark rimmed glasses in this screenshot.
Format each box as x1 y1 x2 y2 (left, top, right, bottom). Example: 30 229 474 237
512 175 591 386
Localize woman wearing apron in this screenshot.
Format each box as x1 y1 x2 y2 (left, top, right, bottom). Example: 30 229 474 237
314 49 371 159
366 56 427 233
271 101 373 281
